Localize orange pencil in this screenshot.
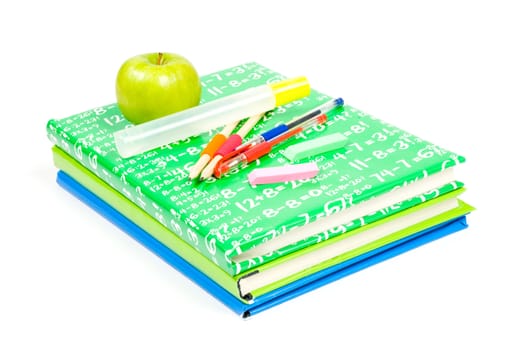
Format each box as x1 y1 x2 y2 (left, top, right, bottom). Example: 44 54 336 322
188 121 239 180
199 113 265 181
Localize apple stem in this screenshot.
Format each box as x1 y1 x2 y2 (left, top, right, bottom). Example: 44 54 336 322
157 52 163 65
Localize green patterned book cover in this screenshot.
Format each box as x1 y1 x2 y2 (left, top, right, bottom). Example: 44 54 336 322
47 62 466 276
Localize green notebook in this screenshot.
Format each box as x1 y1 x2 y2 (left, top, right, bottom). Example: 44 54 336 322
53 146 473 301
46 62 467 279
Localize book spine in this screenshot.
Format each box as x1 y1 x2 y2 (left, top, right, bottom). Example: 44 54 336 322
46 116 236 274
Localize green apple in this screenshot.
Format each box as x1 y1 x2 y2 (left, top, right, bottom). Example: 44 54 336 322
115 52 201 124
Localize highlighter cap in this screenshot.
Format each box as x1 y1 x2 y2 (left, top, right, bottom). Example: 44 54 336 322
269 76 310 106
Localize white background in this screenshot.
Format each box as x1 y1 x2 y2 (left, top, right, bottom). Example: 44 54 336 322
2 1 525 349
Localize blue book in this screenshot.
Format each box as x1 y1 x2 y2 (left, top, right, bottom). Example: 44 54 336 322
56 170 469 317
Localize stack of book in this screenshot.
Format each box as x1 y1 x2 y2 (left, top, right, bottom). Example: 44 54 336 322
46 62 474 317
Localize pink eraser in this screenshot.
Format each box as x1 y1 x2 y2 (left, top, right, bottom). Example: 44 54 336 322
248 163 319 185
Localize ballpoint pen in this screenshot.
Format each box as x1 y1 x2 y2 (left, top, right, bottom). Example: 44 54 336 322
214 113 328 178
234 97 344 152
113 77 310 158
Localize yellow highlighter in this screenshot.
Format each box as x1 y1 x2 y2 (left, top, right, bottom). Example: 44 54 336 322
114 77 310 158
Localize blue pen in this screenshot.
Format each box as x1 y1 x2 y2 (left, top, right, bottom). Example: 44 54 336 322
235 97 344 151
